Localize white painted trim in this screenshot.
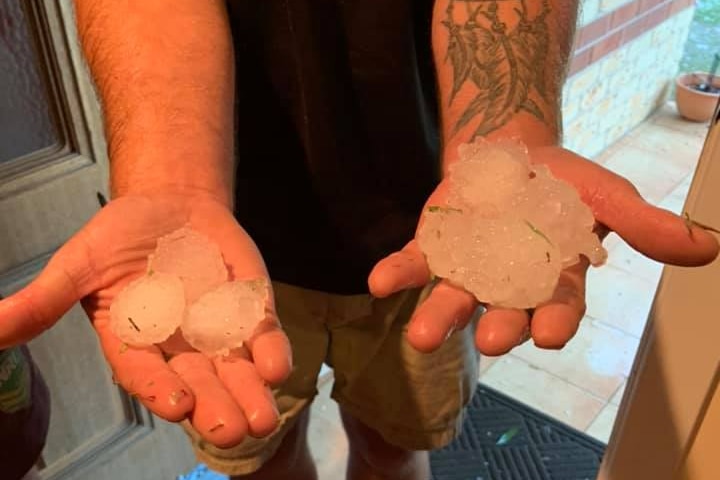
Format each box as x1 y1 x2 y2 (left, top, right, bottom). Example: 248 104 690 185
598 100 720 479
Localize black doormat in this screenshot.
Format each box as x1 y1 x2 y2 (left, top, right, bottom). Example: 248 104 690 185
430 384 607 480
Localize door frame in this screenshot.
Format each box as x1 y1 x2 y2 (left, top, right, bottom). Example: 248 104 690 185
598 100 720 479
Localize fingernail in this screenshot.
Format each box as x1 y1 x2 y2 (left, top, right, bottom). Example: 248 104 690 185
168 389 188 406
533 340 566 350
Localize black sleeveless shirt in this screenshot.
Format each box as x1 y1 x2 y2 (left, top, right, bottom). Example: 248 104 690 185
228 0 441 293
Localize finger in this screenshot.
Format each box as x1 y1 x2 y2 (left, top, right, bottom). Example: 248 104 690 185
530 259 588 349
475 307 530 356
0 233 99 348
246 314 292 386
169 353 249 448
96 319 194 422
368 241 432 298
406 281 479 353
214 352 280 438
535 147 719 266
190 208 292 386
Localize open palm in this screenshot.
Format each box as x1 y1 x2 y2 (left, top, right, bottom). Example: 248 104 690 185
370 146 719 355
0 194 291 448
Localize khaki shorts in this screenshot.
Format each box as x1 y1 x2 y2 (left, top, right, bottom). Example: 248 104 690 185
184 282 479 476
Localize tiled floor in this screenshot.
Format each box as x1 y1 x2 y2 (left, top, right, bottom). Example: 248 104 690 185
305 101 710 479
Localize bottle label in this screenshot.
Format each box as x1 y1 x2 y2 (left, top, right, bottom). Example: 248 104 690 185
0 348 31 413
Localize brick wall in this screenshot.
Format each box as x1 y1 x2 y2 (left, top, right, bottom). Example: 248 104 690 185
562 0 695 158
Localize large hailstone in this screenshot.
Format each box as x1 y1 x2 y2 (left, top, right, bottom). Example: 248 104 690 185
109 225 268 356
109 272 186 347
182 280 268 357
418 139 607 309
147 226 228 303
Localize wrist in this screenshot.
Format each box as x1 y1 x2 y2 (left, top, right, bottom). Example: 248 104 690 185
110 150 234 209
112 182 234 209
442 113 560 174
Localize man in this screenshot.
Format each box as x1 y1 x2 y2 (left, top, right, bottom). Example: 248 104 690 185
0 1 717 479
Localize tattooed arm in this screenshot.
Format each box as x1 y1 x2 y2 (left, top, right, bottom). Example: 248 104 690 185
432 0 578 164
370 0 717 355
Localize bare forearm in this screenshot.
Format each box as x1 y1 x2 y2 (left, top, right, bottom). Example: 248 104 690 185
432 0 578 166
74 0 235 206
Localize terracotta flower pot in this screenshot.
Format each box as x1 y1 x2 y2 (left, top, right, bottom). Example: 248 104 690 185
675 72 720 122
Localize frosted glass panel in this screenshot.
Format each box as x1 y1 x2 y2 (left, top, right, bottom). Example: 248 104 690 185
0 1 60 163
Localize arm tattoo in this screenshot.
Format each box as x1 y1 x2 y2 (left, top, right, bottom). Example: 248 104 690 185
443 0 553 139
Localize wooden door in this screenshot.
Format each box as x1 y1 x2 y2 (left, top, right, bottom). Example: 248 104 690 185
0 1 195 478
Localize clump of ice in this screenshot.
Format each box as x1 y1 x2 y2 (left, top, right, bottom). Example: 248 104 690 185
108 225 268 356
109 272 186 346
182 280 268 357
148 226 228 303
418 139 607 309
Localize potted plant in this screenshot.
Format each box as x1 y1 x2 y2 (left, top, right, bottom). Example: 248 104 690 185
676 54 720 122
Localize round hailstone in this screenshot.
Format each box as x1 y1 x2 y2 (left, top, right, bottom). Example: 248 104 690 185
109 272 186 347
148 226 228 303
418 139 607 309
181 279 268 356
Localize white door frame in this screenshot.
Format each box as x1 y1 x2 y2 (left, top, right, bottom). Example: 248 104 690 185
598 101 720 480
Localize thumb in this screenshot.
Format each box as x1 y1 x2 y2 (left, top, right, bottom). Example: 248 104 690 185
0 234 96 348
535 147 719 267
597 188 719 266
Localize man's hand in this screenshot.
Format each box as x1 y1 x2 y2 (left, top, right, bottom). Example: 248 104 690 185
0 194 291 448
369 146 720 355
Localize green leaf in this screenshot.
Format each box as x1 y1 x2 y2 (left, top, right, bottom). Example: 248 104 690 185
684 211 720 234
427 205 463 214
127 317 141 332
524 219 553 246
496 426 520 445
